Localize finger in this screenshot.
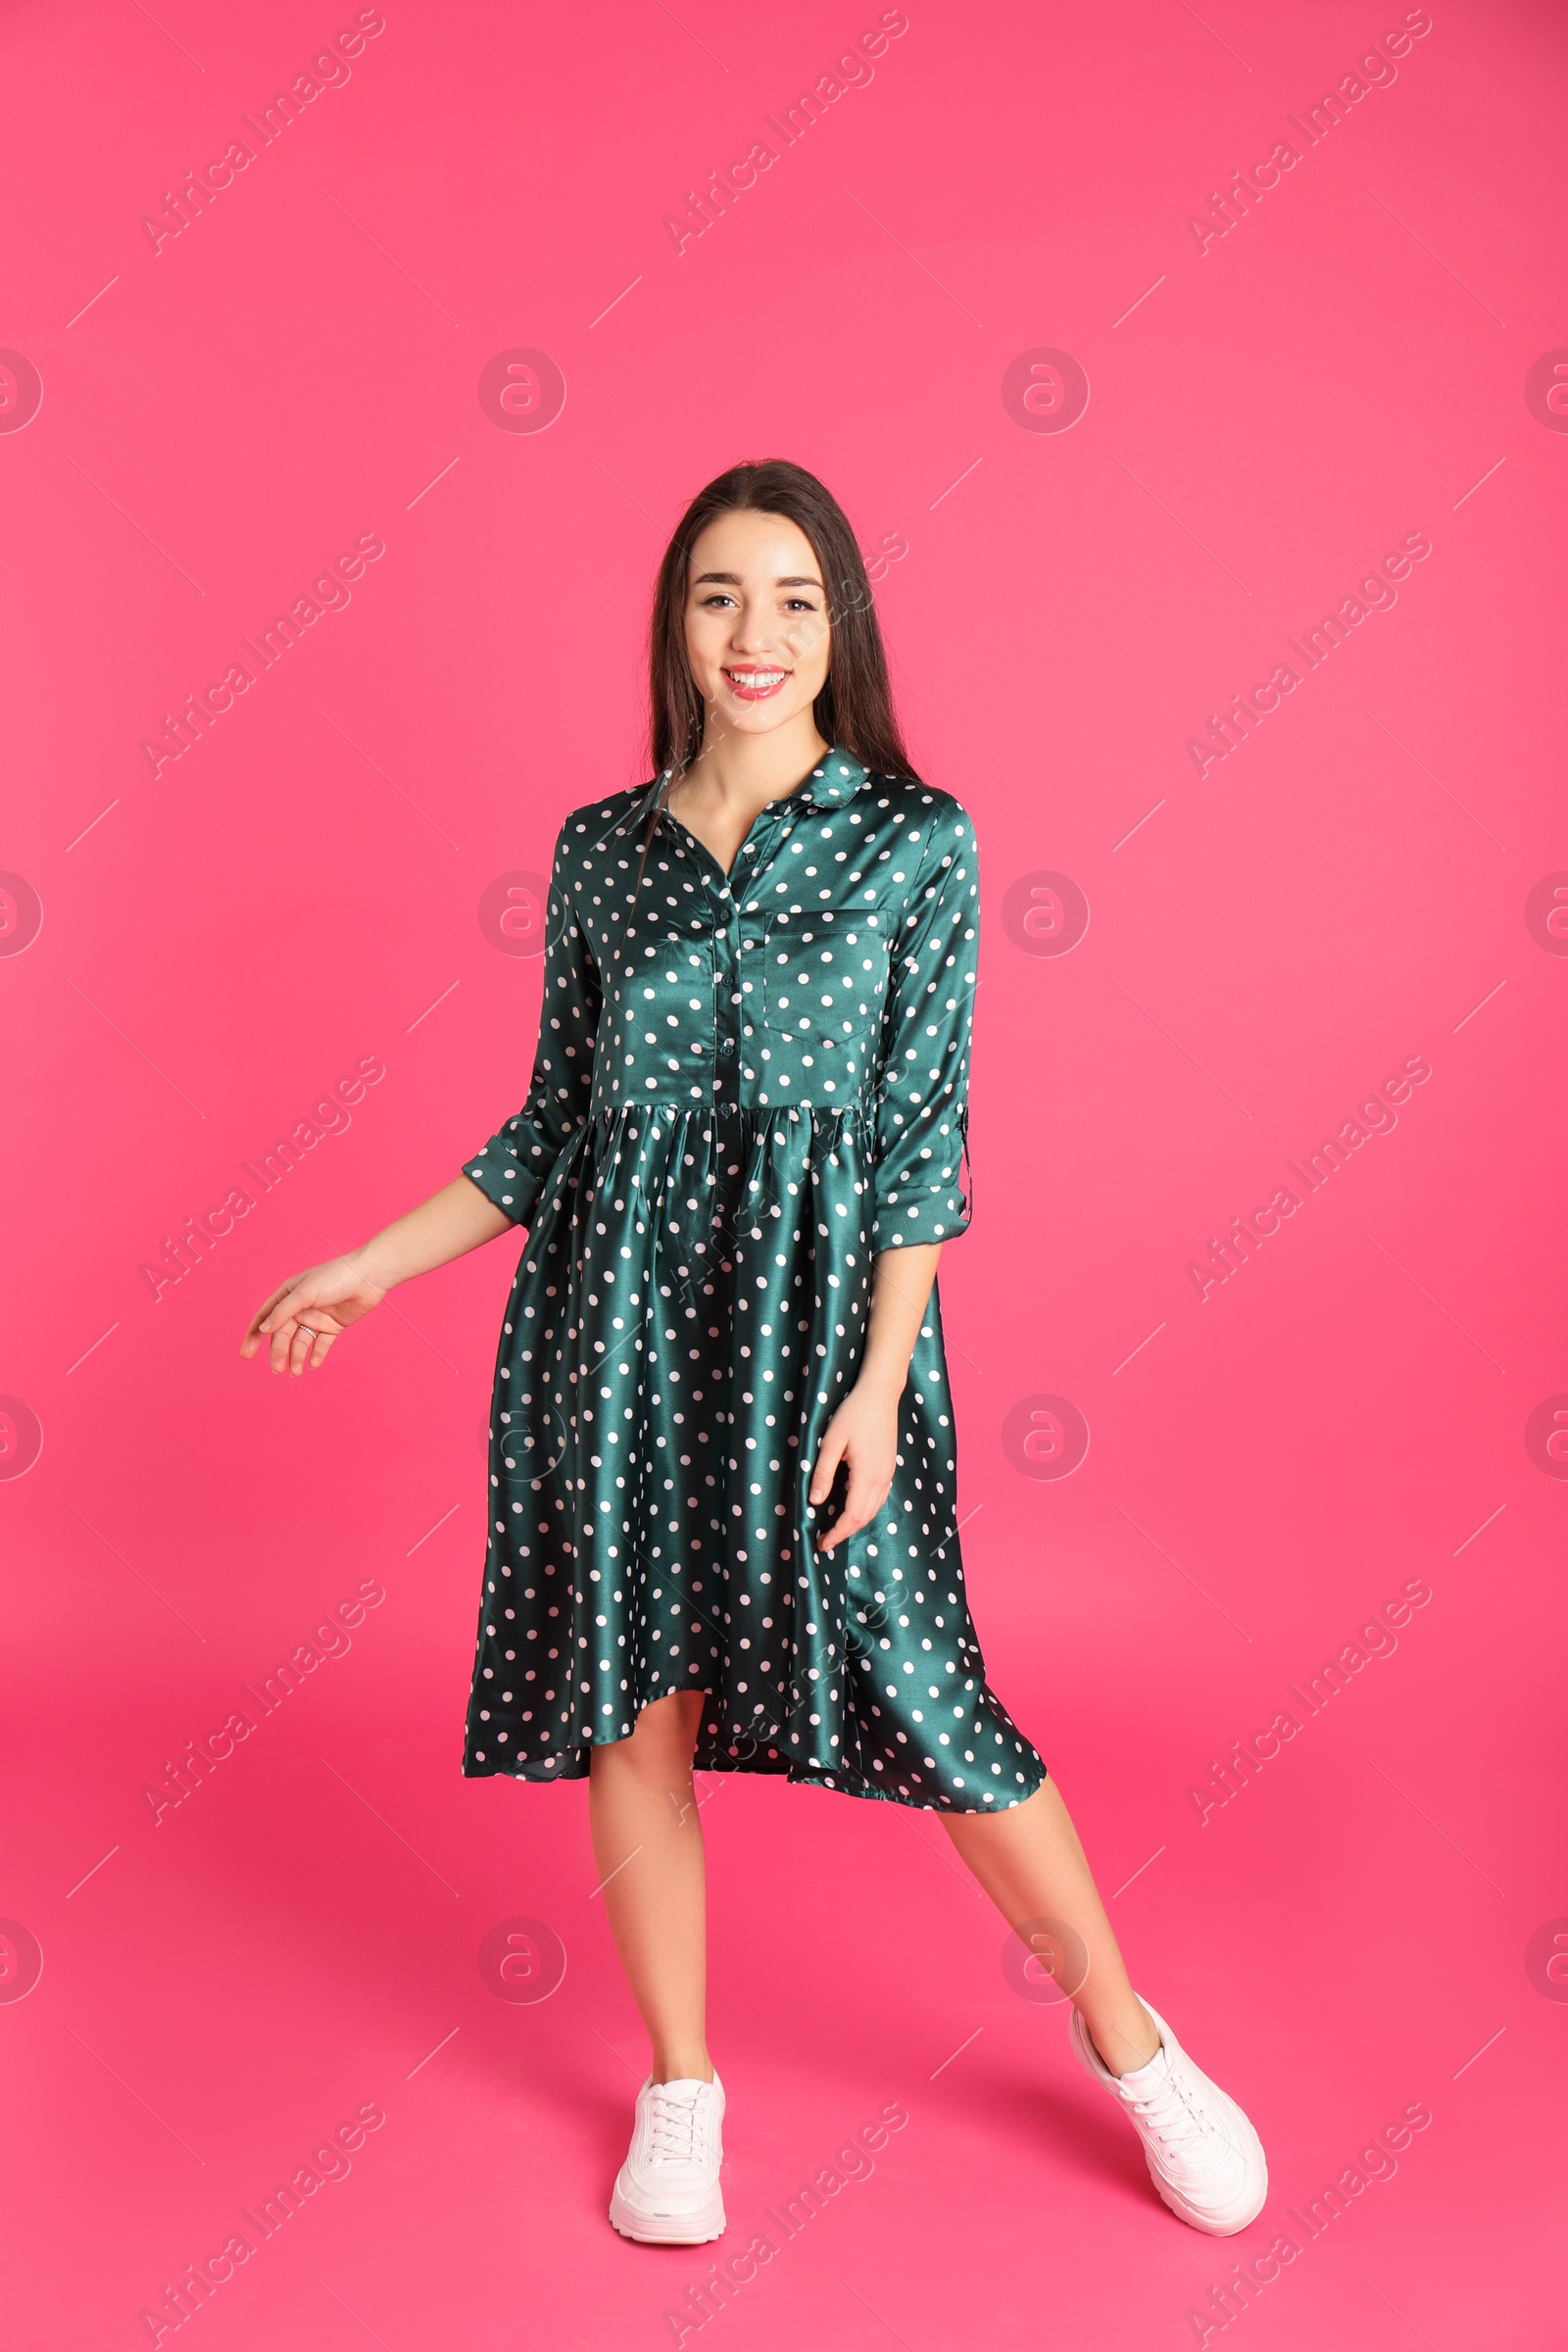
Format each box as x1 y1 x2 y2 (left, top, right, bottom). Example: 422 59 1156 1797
289 1320 326 1376
267 1287 324 1372
808 1427 846 1506
817 1473 891 1553
270 1314 311 1377
242 1280 298 1355
259 1280 312 1338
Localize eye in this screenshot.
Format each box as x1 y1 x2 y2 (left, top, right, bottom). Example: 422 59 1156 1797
700 593 737 611
783 598 818 613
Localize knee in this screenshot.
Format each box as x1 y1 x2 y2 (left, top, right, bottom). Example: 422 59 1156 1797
599 1693 701 1786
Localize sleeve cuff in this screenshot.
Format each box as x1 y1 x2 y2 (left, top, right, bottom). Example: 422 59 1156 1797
461 1142 546 1230
869 1181 972 1250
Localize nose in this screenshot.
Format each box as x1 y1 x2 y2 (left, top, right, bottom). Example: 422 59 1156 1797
727 601 780 657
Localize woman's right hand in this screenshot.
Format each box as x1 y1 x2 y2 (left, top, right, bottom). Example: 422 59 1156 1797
239 1177 515 1377
240 1251 389 1377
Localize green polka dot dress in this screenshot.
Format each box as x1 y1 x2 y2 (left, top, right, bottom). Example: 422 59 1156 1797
460 749 1047 1812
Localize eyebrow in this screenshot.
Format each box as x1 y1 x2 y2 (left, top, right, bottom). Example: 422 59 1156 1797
693 570 823 590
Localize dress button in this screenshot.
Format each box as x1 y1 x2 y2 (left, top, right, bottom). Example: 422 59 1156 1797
718 1036 735 1056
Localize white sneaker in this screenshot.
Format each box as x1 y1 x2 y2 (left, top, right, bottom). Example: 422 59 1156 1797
609 2073 726 2244
1070 1997 1267 2234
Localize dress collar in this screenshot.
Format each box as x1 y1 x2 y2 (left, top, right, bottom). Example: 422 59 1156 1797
797 749 869 807
635 746 869 823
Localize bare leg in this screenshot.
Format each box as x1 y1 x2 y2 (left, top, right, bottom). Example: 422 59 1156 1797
943 1778 1160 2075
588 1690 713 2085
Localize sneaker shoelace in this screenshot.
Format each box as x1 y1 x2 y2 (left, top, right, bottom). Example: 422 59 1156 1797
647 2090 702 2165
1127 2065 1215 2162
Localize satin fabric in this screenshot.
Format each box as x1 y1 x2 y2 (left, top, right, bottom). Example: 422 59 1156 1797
459 749 1046 1810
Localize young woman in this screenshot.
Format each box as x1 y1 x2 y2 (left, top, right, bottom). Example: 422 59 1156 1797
242 460 1267 2244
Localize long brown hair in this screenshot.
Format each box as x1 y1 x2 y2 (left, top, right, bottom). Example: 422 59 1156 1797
650 458 913 781
630 461 917 902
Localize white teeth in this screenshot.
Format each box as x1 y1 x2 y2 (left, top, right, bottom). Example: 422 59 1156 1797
728 670 785 688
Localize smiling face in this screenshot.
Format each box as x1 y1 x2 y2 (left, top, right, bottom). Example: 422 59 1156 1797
683 508 832 744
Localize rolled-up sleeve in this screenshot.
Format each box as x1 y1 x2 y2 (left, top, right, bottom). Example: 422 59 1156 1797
462 825 600 1228
868 798 978 1250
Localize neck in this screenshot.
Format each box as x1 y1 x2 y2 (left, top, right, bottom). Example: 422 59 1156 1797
683 710 831 805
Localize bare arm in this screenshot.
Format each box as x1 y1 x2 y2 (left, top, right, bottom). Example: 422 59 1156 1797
808 1241 942 1553
240 1175 513 1376
354 1175 514 1288
858 1241 943 1398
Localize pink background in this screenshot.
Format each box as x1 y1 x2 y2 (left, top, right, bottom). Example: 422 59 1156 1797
2 1 1563 2343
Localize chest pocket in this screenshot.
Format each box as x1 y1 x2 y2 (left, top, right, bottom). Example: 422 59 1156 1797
760 908 891 1051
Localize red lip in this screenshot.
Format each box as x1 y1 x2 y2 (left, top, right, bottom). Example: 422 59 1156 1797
723 666 790 703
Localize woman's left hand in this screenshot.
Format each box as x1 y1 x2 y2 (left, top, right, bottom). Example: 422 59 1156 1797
808 1380 899 1553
